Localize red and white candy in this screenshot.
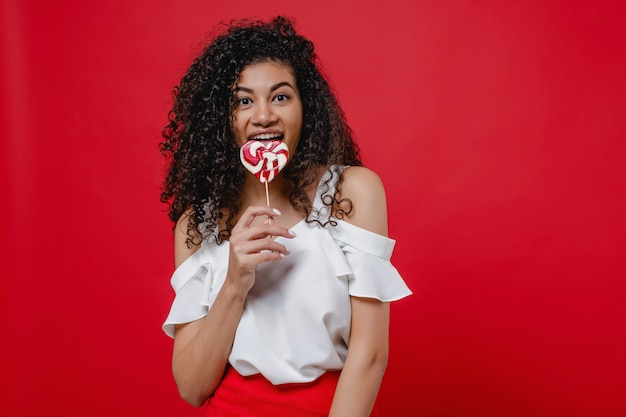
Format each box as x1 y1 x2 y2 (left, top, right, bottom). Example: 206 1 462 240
240 140 289 183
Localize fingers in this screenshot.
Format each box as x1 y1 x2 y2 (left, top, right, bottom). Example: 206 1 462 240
232 206 296 240
232 242 290 267
226 206 297 292
233 206 282 231
236 223 295 242
235 237 290 256
229 206 297 270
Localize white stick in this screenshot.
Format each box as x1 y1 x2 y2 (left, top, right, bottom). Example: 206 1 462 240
265 181 273 226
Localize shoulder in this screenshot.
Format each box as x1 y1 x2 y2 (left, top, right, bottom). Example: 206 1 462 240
174 210 203 269
339 166 386 199
337 166 389 236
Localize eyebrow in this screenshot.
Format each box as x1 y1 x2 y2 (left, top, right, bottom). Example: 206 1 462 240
233 81 296 94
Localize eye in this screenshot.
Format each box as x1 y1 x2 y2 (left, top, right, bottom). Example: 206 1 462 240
236 97 252 106
273 94 289 103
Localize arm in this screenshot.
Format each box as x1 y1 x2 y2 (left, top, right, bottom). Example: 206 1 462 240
170 207 295 407
329 297 390 417
328 167 391 417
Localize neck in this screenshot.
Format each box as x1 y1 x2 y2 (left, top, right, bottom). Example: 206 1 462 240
241 173 291 208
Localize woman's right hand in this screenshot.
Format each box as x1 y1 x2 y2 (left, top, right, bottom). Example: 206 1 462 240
172 206 294 407
226 206 295 294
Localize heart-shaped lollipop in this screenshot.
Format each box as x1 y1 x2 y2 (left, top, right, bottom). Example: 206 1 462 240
240 140 289 183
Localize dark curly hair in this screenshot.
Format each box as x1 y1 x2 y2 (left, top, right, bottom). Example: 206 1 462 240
160 16 362 245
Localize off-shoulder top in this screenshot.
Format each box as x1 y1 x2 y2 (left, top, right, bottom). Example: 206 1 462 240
162 165 412 385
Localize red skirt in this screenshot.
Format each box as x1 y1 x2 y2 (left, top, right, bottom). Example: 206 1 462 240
204 366 341 417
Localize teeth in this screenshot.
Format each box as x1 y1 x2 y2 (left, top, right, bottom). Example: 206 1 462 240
250 133 282 140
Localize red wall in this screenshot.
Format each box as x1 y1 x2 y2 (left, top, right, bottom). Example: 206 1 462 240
2 1 625 416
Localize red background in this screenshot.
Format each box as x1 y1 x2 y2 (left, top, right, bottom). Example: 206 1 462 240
2 1 625 416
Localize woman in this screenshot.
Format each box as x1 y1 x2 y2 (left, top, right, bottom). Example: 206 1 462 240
161 16 411 416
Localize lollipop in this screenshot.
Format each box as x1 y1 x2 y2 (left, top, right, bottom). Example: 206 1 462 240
240 140 289 209
240 140 289 183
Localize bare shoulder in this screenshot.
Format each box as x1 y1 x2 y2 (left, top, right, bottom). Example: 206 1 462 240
174 210 202 268
340 166 386 199
338 166 389 236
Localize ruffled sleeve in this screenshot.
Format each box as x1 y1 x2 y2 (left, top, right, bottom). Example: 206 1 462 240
329 220 412 301
162 244 216 338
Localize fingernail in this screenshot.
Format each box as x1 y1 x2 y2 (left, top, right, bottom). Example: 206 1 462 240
289 230 297 237
273 208 282 215
280 253 287 258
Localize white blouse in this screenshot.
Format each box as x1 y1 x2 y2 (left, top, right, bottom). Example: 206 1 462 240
162 166 412 385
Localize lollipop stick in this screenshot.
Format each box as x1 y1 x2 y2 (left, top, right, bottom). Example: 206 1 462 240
265 181 273 226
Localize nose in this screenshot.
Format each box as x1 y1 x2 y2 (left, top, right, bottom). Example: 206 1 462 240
252 103 275 126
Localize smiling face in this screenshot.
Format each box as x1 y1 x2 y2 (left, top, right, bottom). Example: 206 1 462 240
232 61 303 162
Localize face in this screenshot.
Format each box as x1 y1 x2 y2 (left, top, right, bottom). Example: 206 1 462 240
232 61 303 160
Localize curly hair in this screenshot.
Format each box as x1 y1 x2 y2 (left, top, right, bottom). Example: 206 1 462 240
160 16 362 245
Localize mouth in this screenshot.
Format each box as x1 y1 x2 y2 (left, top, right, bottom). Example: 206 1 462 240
247 132 284 141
